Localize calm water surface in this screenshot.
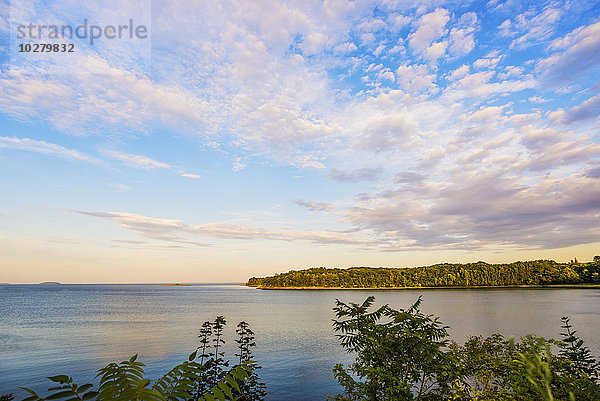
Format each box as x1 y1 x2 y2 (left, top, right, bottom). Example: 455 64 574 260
1 284 599 400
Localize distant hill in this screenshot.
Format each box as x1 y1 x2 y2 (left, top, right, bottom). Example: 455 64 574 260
247 259 600 289
39 282 61 285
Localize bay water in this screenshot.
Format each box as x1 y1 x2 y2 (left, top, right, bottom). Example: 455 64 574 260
1 284 599 400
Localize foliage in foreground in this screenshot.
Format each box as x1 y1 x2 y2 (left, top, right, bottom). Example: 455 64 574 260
328 296 600 401
12 317 266 401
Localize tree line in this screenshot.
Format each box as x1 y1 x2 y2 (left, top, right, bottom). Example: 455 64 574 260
247 258 600 288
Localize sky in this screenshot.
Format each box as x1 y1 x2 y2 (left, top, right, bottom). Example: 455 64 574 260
0 0 599 283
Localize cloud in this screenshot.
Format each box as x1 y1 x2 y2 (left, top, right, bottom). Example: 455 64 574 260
498 19 513 37
586 167 600 179
396 64 437 91
0 136 95 162
394 171 425 184
345 171 600 250
328 167 383 182
508 6 562 48
408 8 450 59
447 65 470 81
0 57 213 136
507 113 540 126
448 12 478 57
528 96 549 104
100 149 171 169
232 158 247 171
538 21 600 85
295 199 334 212
74 210 371 246
387 14 411 31
473 56 502 69
417 147 446 169
3 0 600 258
468 105 505 123
333 42 358 53
552 94 600 125
444 70 535 99
354 113 417 152
180 173 201 179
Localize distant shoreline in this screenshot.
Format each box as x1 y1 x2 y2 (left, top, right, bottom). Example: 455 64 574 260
249 284 600 290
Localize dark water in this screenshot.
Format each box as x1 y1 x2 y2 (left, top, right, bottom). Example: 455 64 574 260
1 284 599 400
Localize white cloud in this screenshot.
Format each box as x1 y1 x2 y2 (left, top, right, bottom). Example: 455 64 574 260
387 14 412 31
233 158 247 171
498 19 513 36
550 20 600 50
0 57 212 136
0 136 95 162
100 149 171 169
448 12 478 57
180 173 201 179
529 96 549 104
539 21 600 85
328 167 383 182
424 40 448 60
333 42 358 53
2 0 600 257
295 199 334 212
396 64 437 91
551 94 600 125
76 210 371 246
408 8 450 59
447 65 470 81
473 56 502 69
468 105 505 123
509 6 562 48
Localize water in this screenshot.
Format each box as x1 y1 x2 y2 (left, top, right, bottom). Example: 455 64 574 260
1 284 599 400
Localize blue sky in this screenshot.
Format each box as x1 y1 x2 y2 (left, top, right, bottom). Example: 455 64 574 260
0 0 599 283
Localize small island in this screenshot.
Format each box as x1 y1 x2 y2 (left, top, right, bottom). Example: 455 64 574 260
38 281 61 285
162 283 191 286
247 258 600 289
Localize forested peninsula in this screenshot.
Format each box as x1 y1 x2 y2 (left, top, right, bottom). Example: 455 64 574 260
246 258 600 289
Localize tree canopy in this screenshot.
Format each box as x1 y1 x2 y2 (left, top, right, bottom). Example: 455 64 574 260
247 259 600 289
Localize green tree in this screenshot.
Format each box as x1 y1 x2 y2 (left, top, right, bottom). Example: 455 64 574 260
234 322 267 401
328 296 460 400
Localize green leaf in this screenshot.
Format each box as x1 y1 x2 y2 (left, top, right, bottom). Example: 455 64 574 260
203 393 216 401
81 392 98 400
212 387 226 401
19 388 40 397
47 376 70 383
217 382 233 399
76 384 93 394
225 376 240 393
46 390 75 399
